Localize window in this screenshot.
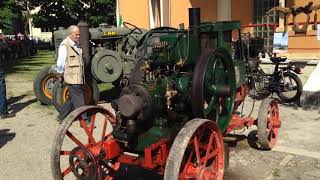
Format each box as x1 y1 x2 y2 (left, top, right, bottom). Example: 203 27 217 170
253 0 279 52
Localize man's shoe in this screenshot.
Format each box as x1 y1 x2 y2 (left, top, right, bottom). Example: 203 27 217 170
0 112 16 119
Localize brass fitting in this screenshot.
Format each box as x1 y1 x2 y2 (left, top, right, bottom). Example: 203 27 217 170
140 61 150 72
175 59 186 67
165 88 178 109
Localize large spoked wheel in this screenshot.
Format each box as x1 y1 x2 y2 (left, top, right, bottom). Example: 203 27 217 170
33 66 56 105
257 98 280 150
51 106 117 180
52 80 100 112
164 119 225 180
276 72 302 103
192 49 236 132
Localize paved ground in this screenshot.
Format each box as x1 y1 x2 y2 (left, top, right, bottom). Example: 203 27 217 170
0 63 319 180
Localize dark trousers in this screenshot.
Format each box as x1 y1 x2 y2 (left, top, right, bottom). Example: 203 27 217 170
59 84 85 120
0 67 8 115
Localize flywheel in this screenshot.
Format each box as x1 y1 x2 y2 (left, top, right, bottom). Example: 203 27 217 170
91 49 123 83
191 48 236 132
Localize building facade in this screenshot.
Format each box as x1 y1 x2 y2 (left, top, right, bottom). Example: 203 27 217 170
117 0 320 60
28 7 52 42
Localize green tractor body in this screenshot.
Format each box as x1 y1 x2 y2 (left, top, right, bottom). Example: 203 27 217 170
52 24 148 85
50 9 281 180
114 20 247 151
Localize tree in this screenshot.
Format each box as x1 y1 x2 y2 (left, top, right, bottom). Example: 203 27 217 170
0 0 22 34
28 0 116 30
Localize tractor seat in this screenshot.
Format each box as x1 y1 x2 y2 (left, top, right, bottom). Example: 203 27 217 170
270 56 287 63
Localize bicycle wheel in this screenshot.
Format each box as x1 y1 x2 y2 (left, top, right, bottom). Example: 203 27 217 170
276 72 302 103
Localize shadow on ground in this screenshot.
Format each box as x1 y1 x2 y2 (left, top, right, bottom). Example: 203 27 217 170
7 94 27 105
0 129 16 148
114 164 162 180
225 130 270 151
8 98 37 114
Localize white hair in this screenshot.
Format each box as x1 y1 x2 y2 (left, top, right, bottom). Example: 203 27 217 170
67 25 79 35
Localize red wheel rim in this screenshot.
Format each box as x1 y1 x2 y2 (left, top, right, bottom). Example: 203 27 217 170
56 107 117 179
267 100 280 148
179 122 224 180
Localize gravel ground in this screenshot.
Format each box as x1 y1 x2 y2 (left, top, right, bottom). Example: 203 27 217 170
0 64 319 180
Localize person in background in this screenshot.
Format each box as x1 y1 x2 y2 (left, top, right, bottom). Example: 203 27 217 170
56 25 86 122
0 33 15 119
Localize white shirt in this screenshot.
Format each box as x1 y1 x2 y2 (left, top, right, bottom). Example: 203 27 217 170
56 42 80 73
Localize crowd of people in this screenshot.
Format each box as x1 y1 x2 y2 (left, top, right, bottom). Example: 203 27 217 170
0 32 38 119
0 32 37 66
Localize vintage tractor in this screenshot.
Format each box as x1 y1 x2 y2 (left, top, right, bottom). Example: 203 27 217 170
51 8 280 180
33 23 147 107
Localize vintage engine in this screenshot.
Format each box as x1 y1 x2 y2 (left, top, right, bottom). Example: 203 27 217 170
50 9 281 180
111 9 246 151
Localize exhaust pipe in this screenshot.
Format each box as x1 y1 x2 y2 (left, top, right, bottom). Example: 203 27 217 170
77 21 91 66
189 8 201 52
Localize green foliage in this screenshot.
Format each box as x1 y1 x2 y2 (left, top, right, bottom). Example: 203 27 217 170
0 0 21 33
28 0 116 30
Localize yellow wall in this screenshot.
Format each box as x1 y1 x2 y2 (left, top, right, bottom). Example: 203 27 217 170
231 0 253 25
118 0 150 29
286 0 320 26
169 0 218 28
119 0 218 29
231 0 253 32
118 0 320 59
169 1 192 28
279 0 320 59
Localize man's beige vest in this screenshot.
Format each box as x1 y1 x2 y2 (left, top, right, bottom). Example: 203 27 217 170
60 36 84 84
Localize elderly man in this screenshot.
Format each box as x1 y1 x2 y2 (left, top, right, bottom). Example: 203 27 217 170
56 25 86 121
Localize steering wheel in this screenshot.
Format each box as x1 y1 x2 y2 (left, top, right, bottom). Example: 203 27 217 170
123 22 143 34
152 26 178 31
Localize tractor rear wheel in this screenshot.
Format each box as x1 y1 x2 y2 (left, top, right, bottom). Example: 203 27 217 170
51 106 117 180
33 66 56 105
52 79 100 112
164 119 225 180
257 98 280 150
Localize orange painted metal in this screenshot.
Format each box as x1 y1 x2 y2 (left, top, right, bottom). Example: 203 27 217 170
103 139 122 159
142 139 169 170
227 114 255 134
234 85 249 111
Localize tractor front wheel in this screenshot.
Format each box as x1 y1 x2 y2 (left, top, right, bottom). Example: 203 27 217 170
164 119 225 180
257 98 280 150
33 66 56 105
52 79 100 112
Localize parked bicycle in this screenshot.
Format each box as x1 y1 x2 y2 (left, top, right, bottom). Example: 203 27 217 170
234 33 303 103
247 53 303 103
